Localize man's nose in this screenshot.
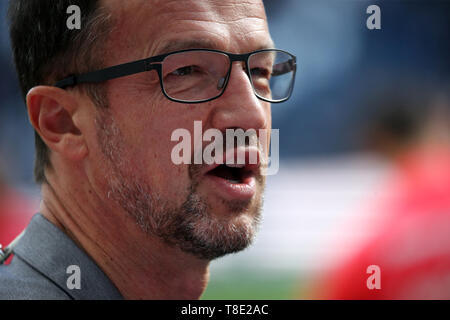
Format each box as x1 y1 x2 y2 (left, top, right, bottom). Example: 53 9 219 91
209 62 269 132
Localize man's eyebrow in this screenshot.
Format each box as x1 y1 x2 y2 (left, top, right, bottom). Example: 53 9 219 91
155 39 276 56
155 39 222 55
256 40 276 51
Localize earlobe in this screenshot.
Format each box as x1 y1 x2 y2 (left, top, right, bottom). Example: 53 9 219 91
26 86 88 162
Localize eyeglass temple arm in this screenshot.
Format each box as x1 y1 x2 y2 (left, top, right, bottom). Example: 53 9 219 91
54 58 157 89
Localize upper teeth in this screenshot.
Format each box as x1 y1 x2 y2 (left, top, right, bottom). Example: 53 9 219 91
225 163 245 168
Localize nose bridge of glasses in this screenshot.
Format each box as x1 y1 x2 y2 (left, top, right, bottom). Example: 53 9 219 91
230 53 250 73
228 52 249 63
215 53 252 92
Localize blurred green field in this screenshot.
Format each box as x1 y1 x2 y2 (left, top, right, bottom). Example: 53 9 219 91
201 270 308 300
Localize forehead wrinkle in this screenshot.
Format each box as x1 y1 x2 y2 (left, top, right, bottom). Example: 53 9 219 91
157 2 267 25
149 13 270 56
154 32 273 57
104 0 270 63
105 0 267 29
154 39 224 56
148 0 268 34
150 28 272 58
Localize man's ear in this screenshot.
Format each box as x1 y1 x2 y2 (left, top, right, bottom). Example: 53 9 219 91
27 86 88 162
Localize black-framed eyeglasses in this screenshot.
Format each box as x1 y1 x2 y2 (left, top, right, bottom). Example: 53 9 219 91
55 48 297 104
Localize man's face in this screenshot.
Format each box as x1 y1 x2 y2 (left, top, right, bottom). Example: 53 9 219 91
89 0 272 260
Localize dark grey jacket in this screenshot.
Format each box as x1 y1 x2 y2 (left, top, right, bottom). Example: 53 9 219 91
0 214 123 300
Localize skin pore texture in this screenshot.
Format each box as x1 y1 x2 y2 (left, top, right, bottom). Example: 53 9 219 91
27 0 273 299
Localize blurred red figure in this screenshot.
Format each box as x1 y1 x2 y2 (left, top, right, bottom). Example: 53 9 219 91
316 92 450 299
0 170 35 262
322 149 450 299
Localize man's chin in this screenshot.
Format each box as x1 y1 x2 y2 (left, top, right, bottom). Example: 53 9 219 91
163 190 263 261
173 215 260 261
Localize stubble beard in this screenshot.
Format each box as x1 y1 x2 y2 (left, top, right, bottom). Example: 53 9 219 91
95 109 265 260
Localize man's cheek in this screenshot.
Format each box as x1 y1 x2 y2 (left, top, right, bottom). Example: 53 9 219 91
151 159 191 202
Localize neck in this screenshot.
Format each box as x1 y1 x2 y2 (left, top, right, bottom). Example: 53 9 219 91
40 178 210 299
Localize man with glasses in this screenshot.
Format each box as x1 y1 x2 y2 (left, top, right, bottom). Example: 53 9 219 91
0 0 295 299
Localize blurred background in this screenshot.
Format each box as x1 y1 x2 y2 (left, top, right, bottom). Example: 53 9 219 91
1 0 450 299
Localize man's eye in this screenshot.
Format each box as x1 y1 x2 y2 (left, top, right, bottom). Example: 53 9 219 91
170 65 197 76
250 67 271 79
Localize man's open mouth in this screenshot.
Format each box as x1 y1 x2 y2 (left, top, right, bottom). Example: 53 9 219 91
201 148 260 200
207 163 254 184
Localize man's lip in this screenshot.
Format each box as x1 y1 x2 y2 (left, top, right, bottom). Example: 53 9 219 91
206 174 256 200
202 146 261 176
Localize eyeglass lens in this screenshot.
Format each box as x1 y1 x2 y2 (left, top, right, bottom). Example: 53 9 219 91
161 50 295 103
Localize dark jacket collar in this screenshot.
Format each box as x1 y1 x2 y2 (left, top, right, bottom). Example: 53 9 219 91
13 214 123 300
